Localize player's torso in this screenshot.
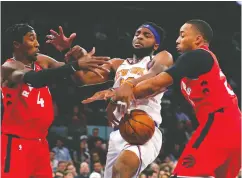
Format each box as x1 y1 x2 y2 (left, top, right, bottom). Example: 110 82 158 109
113 56 164 125
2 59 54 138
180 47 238 122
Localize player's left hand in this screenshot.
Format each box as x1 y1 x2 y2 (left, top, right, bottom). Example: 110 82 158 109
64 45 87 62
46 26 76 51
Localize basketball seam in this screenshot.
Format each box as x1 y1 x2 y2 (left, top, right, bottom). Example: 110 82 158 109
127 118 143 143
131 118 155 131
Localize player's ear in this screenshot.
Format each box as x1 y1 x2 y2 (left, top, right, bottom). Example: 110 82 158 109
13 41 21 49
195 35 203 45
154 43 159 51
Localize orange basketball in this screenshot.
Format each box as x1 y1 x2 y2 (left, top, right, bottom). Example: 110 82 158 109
119 109 155 145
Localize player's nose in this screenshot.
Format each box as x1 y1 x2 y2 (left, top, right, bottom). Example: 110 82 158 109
136 33 144 40
176 37 180 44
35 40 40 48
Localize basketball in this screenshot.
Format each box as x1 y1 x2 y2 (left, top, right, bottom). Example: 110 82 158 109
119 109 155 145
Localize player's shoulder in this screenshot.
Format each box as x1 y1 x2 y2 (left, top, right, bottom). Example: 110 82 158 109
156 50 173 58
153 50 173 67
2 59 25 71
36 53 57 69
178 49 214 70
181 49 212 59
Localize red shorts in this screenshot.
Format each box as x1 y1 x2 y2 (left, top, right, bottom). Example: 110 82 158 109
172 107 241 178
1 134 52 178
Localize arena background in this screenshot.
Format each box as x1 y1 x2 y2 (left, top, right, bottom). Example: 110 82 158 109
1 1 241 178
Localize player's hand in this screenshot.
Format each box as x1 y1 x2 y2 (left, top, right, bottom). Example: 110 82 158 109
77 48 111 78
46 26 76 51
64 45 87 62
111 82 136 114
82 89 115 104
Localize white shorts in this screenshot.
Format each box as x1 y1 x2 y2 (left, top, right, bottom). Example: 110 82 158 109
104 127 162 178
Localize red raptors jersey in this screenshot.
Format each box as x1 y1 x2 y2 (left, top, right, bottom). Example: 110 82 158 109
2 59 54 138
180 46 238 123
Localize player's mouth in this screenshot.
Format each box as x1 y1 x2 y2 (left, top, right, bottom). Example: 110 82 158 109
34 49 40 56
134 43 143 48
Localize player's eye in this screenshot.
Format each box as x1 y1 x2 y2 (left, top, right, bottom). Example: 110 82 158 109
144 34 151 38
135 31 141 36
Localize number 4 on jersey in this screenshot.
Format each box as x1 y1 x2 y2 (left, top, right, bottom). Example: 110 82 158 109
37 91 44 107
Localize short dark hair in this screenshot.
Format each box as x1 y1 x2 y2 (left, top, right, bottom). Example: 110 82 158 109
93 160 101 165
140 21 166 49
186 19 213 43
4 23 34 49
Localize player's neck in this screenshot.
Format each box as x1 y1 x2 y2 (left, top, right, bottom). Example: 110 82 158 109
13 52 33 66
195 42 209 50
133 51 153 60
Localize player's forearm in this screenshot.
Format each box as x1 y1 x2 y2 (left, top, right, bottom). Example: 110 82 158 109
74 69 110 85
17 62 80 88
130 65 168 86
133 72 173 99
133 78 162 99
129 72 157 87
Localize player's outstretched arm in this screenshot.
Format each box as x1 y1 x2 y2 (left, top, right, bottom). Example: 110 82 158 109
133 71 173 99
1 54 110 88
82 88 115 104
37 46 111 79
74 58 124 85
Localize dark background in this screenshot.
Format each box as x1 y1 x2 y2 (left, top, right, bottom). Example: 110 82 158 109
2 1 241 114
1 1 241 124
1 1 241 174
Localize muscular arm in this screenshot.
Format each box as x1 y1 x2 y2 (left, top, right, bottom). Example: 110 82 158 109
36 47 114 84
37 52 125 85
133 49 214 99
128 50 173 86
134 72 173 99
2 60 81 88
36 46 88 69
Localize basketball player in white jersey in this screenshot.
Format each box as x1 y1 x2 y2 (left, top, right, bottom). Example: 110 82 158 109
48 22 173 178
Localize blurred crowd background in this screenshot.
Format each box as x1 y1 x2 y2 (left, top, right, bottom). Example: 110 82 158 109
1 2 241 178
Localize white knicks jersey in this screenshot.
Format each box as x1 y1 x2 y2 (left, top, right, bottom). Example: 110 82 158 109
113 56 164 126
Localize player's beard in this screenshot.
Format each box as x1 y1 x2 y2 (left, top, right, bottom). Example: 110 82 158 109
132 46 154 59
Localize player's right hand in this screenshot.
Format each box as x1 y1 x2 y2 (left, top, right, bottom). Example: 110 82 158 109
46 26 76 52
77 48 111 78
82 89 115 104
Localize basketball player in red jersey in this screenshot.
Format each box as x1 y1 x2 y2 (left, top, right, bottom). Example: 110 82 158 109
1 23 110 178
49 22 173 178
100 19 241 178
